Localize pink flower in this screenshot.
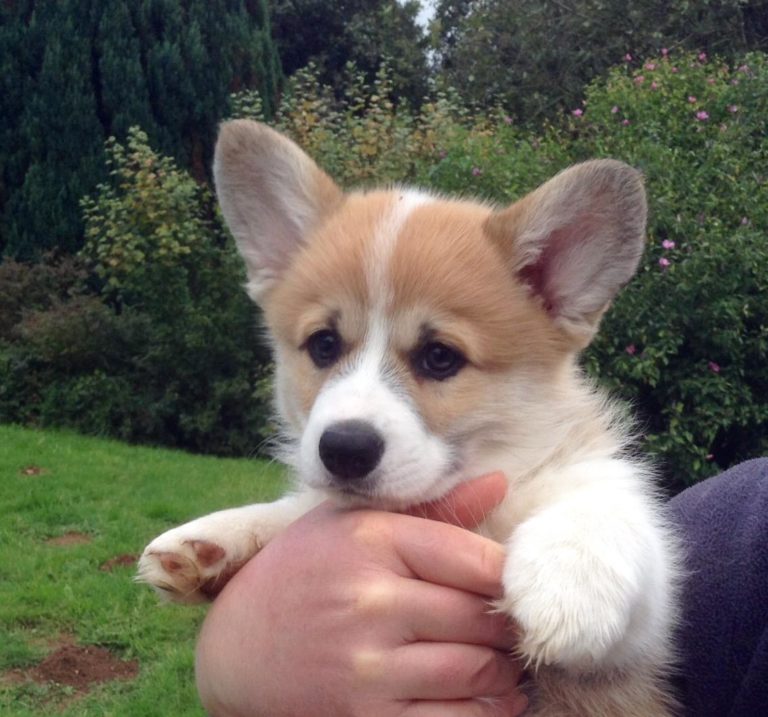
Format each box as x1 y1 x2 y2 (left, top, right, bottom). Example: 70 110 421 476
741 216 750 226
624 53 633 62
661 48 669 57
625 344 637 355
611 105 620 114
471 167 482 177
698 52 708 62
696 110 710 121
504 115 513 124
738 64 750 73
622 119 631 126
644 62 657 71
571 108 584 117
731 79 740 86
708 361 720 373
650 81 659 90
728 104 739 113
687 95 698 103
662 239 676 250
634 75 645 85
659 257 671 268
671 66 679 73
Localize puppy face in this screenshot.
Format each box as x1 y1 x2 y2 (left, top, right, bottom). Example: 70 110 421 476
214 121 647 508
264 191 567 506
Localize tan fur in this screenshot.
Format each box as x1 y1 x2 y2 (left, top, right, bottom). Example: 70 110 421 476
531 665 678 717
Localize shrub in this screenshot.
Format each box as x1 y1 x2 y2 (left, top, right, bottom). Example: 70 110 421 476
572 52 768 488
0 252 88 340
78 128 274 454
1 130 273 456
231 63 472 187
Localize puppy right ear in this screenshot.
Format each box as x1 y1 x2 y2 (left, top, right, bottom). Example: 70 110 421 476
214 120 343 302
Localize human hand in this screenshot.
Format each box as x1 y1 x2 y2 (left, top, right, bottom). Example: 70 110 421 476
195 472 527 716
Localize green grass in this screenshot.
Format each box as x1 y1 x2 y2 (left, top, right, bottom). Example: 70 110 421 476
0 424 286 715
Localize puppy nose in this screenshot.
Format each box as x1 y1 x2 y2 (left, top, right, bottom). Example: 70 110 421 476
319 420 385 481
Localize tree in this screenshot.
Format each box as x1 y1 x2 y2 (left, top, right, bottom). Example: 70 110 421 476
0 0 281 258
270 0 429 106
432 0 768 121
4 1 105 257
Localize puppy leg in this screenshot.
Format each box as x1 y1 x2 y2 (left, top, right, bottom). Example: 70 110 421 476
497 459 676 674
137 490 321 603
527 666 677 717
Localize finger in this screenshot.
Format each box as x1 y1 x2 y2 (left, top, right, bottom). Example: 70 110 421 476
402 694 530 717
390 517 506 598
408 473 508 529
386 643 523 701
358 577 516 650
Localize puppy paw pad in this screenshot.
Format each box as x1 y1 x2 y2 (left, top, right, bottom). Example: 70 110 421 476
156 551 193 575
185 539 226 568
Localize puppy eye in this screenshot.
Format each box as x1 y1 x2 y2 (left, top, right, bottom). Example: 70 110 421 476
414 341 466 381
306 329 342 368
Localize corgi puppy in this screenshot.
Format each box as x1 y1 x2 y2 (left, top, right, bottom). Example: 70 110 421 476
139 120 680 716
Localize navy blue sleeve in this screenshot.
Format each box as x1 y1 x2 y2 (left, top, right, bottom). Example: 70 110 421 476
668 458 768 717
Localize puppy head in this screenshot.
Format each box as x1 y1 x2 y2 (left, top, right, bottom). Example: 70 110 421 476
214 120 647 507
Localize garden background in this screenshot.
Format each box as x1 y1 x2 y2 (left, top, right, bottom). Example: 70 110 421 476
1 1 767 713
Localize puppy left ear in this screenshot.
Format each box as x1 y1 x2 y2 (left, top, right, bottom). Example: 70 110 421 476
484 159 647 347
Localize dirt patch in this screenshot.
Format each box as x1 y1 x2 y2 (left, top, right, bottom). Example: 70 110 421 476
45 532 92 547
20 464 47 476
1 639 139 700
100 554 138 572
30 643 139 691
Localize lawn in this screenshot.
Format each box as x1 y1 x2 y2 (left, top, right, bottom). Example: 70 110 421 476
0 424 286 716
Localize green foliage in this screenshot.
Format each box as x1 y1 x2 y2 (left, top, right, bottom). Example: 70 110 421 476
573 52 768 487
432 0 768 124
81 128 212 300
232 62 472 186
1 131 273 456
270 0 428 106
0 0 281 259
1 0 106 258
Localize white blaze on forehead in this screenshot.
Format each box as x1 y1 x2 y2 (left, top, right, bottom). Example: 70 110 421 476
365 190 432 312
358 190 432 380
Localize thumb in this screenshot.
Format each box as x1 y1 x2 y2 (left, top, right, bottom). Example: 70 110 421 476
407 472 507 529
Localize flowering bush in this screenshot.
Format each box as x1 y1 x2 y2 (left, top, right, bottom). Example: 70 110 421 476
572 52 768 487
1 133 274 455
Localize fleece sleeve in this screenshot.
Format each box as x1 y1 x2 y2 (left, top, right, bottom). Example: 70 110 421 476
668 458 768 717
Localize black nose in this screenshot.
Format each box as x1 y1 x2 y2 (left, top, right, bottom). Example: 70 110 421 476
319 420 385 481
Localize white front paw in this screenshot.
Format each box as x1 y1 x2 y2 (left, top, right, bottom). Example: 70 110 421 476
137 510 264 604
497 512 637 671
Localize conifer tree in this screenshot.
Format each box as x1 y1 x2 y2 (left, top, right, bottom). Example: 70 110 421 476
0 0 281 258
